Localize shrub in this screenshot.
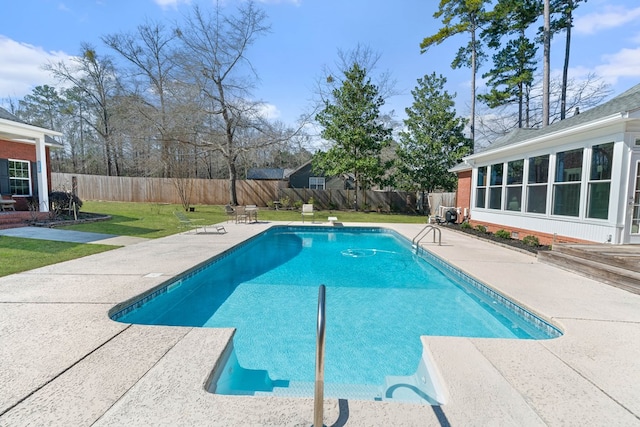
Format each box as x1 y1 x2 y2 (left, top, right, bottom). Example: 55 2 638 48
475 224 487 233
494 229 511 239
293 200 303 210
522 235 540 246
49 191 83 217
279 196 291 209
460 221 472 230
307 197 315 206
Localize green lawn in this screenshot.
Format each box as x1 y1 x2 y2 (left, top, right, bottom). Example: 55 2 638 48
0 236 115 277
0 201 427 277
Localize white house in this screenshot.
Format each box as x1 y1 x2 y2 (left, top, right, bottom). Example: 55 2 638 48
456 83 640 245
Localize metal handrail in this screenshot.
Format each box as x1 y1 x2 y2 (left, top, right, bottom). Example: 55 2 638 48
412 224 441 249
313 285 326 427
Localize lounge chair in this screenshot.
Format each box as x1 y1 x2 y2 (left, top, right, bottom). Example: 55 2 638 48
174 211 226 234
301 204 314 223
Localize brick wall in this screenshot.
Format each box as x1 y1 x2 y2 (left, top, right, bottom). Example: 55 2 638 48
468 220 592 246
455 169 471 221
0 139 53 209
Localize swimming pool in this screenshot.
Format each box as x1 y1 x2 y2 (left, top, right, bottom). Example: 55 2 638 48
112 226 561 404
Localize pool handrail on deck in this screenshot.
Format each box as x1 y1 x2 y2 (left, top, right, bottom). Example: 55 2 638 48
313 284 326 427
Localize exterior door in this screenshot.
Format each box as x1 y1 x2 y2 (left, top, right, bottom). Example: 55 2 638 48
629 156 640 244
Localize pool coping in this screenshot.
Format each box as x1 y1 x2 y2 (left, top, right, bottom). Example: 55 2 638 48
1 220 639 426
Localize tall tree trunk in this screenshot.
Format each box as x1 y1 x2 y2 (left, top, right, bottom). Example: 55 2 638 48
542 0 551 127
228 157 238 206
470 22 477 151
560 1 573 120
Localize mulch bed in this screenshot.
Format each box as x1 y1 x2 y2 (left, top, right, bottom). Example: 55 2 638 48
444 223 551 255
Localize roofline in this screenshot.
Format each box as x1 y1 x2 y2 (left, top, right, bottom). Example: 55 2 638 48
464 112 628 164
0 118 63 139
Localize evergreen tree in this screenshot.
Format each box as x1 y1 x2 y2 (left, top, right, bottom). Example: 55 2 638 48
480 0 540 128
314 63 392 210
420 0 490 149
395 73 472 213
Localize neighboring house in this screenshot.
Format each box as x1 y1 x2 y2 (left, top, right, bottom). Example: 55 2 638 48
246 168 292 181
288 160 355 190
452 83 640 245
0 107 62 212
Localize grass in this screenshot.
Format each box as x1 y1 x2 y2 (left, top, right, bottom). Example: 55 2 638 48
0 201 428 277
0 236 114 277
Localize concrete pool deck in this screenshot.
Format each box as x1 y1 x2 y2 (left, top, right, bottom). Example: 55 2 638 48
0 221 639 426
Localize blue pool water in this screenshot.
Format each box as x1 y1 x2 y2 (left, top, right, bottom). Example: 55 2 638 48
113 226 560 400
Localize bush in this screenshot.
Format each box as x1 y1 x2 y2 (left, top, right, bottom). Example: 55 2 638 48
522 235 540 246
49 191 83 216
293 200 303 210
279 196 291 209
475 224 487 233
494 229 511 239
460 221 472 229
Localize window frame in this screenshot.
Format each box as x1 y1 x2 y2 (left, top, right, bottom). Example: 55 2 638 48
308 176 325 190
8 159 32 196
552 148 584 217
526 154 549 214
586 142 614 220
505 159 524 212
475 166 487 208
488 163 504 210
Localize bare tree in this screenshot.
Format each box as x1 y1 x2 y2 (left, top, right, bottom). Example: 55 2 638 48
174 2 273 205
476 72 612 145
103 21 180 177
46 44 122 176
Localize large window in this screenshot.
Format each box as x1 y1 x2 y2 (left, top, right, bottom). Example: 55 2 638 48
309 177 325 190
489 163 503 209
9 160 31 196
587 142 614 219
476 166 487 208
506 160 523 211
553 148 583 216
526 155 549 214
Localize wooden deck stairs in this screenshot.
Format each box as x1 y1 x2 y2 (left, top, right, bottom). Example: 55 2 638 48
538 244 640 295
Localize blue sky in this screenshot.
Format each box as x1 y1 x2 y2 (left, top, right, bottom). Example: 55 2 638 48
2 0 640 130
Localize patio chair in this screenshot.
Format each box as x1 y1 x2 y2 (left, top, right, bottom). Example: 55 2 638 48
224 204 235 223
301 204 314 223
235 205 248 224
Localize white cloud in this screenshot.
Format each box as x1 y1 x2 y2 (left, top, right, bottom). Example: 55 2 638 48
0 36 73 100
153 0 190 10
257 103 281 120
594 47 640 84
574 6 640 35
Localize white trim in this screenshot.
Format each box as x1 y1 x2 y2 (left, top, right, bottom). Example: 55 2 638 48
465 113 626 163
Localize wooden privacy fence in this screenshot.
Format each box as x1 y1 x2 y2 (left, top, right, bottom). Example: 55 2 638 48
51 173 456 213
278 188 418 212
51 173 283 206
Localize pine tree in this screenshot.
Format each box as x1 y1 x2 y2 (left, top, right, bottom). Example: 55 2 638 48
395 73 472 213
314 63 392 210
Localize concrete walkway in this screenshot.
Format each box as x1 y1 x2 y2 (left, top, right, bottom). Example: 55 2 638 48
0 221 639 426
0 226 149 246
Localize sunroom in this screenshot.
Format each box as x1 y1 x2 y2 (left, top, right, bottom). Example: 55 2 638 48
460 84 640 245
